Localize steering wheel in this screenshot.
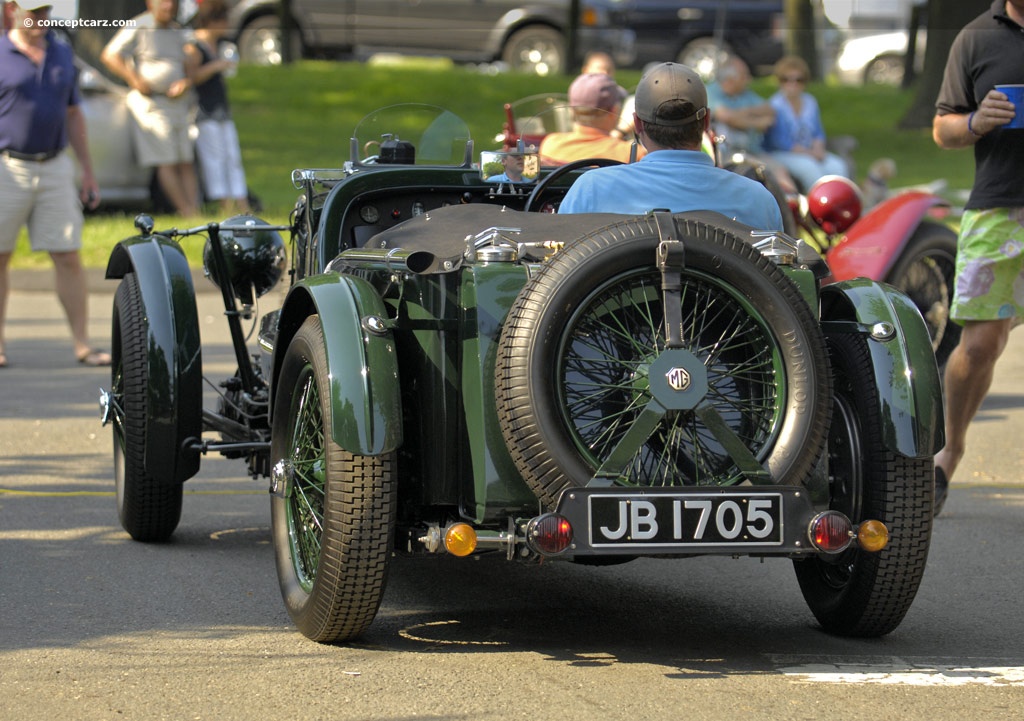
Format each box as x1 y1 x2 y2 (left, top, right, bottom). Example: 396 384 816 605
524 157 623 212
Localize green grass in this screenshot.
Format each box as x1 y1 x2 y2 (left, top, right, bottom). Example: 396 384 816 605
10 58 975 269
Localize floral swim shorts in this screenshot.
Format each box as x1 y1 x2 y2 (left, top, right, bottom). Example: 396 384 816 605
951 207 1024 323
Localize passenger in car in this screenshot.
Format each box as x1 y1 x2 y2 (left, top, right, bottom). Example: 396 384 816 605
538 72 645 166
581 51 637 140
557 62 784 231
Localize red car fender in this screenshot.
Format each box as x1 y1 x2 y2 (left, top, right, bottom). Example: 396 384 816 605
825 191 950 282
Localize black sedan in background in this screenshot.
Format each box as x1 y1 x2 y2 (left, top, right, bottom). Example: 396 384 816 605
625 0 785 78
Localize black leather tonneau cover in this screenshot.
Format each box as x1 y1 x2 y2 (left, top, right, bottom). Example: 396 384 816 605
366 204 630 256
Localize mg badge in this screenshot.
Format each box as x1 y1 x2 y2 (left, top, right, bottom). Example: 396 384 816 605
666 367 691 392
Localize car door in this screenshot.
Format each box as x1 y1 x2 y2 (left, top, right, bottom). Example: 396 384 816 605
292 0 354 49
351 0 519 57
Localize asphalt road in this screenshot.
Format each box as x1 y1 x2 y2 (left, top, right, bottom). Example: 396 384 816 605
1 278 1023 721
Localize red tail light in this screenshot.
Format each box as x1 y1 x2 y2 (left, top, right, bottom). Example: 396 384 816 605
808 511 854 553
526 514 573 555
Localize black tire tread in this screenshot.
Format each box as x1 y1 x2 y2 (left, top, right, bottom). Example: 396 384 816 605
272 316 397 643
113 273 183 542
795 333 933 637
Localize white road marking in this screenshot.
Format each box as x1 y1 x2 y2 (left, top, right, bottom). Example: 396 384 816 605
780 661 1024 686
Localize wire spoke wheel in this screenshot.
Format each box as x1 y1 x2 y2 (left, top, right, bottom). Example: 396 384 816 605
557 268 783 486
885 222 959 368
286 368 327 591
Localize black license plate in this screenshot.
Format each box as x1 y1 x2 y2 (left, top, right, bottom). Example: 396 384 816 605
588 492 783 548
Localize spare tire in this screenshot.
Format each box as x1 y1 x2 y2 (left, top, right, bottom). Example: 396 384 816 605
495 213 832 510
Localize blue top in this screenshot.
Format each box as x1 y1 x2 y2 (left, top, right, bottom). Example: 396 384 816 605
557 149 785 231
706 82 768 153
0 31 80 154
762 91 826 152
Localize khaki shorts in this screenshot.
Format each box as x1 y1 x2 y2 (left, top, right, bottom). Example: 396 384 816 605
0 152 83 253
951 207 1024 323
127 90 194 167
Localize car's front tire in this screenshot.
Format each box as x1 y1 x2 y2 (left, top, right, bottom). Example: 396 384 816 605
111 272 183 542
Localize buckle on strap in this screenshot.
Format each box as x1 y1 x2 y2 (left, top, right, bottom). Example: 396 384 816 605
1 148 61 162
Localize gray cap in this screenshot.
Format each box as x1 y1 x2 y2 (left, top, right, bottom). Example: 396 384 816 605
633 62 708 127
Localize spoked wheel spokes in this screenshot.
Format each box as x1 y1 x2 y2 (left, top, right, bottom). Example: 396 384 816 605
559 269 781 487
286 368 327 591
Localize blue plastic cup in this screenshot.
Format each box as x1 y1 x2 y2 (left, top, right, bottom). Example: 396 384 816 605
996 84 1024 129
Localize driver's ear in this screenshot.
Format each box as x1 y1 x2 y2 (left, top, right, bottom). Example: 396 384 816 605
633 114 643 135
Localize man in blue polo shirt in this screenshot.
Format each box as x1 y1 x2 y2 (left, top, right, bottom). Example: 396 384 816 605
558 62 785 232
0 1 106 368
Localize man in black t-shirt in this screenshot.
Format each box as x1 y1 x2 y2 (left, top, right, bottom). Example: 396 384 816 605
932 0 1024 515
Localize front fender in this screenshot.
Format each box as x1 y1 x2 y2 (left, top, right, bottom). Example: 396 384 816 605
106 235 202 484
272 274 402 456
821 279 944 458
826 191 949 282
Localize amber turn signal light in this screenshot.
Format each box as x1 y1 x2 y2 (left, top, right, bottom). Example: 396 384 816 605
856 519 889 552
444 523 478 557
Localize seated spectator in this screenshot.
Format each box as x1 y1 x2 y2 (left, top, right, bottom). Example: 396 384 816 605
539 73 645 166
708 57 774 153
762 55 850 191
707 56 797 193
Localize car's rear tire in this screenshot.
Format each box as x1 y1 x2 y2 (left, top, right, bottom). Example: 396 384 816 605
884 221 959 369
794 332 933 637
271 315 397 643
677 38 733 81
864 54 904 86
237 14 302 66
496 214 832 510
111 272 183 542
501 25 565 75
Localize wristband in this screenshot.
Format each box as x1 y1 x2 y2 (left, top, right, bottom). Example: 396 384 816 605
967 111 980 137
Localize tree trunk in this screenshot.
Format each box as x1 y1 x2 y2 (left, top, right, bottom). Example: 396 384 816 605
899 0 992 129
784 0 819 79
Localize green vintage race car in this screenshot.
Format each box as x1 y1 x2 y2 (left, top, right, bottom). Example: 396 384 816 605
100 105 942 643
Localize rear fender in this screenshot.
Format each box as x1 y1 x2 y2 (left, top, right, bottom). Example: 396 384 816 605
826 191 949 282
105 236 202 484
820 279 945 458
271 274 402 455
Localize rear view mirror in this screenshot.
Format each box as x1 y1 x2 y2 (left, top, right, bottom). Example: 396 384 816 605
481 150 539 184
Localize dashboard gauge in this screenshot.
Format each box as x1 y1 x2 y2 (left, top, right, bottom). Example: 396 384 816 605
359 205 380 224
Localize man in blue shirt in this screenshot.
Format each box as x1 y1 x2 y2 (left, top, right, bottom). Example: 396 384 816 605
0 2 107 368
558 62 785 232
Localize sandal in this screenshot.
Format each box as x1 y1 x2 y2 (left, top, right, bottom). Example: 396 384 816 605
77 349 112 367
